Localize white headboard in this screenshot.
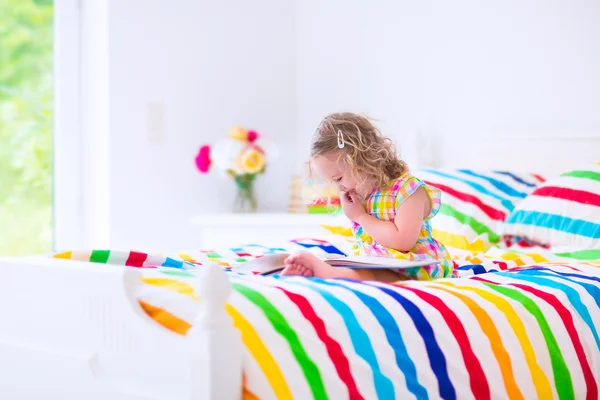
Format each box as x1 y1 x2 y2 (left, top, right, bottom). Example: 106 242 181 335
412 133 600 178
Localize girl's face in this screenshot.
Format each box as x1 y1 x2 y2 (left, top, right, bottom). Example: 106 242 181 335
312 155 359 193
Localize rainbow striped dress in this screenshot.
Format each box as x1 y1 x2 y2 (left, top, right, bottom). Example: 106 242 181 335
352 174 454 280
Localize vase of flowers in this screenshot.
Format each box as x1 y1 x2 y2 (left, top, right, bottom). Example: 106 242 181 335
195 126 276 213
233 173 257 213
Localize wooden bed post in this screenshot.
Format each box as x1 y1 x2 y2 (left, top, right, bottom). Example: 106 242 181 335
188 264 242 400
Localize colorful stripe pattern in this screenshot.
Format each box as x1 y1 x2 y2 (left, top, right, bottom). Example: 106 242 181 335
52 243 599 398
54 249 197 269
451 243 600 277
414 169 544 252
133 262 599 400
53 239 350 272
503 163 600 252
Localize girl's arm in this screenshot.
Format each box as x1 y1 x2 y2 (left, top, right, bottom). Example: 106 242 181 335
345 188 431 252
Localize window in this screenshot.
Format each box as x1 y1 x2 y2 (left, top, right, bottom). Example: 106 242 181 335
0 0 54 256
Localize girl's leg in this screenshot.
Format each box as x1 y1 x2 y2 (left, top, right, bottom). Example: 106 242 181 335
281 253 403 282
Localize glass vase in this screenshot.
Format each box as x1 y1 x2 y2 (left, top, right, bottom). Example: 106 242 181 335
233 174 258 213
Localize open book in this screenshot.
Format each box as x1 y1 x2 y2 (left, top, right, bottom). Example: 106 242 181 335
232 253 440 275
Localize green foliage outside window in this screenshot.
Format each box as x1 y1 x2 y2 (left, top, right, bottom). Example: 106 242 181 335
0 0 53 255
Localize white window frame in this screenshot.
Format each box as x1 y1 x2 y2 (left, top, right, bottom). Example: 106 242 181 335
53 0 83 251
54 0 110 251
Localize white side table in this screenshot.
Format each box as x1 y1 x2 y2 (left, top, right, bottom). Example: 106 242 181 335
190 213 349 249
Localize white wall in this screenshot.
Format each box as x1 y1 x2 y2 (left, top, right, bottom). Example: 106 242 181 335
106 0 296 250
296 0 600 168
101 0 600 250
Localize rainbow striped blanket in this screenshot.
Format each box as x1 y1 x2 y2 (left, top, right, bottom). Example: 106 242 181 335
53 248 599 399
136 262 599 400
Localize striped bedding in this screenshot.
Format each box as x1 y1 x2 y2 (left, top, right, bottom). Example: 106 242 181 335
503 163 600 253
138 262 599 400
54 248 600 399
414 169 544 252
453 243 600 277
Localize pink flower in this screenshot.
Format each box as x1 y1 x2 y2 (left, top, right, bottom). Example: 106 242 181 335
247 130 259 143
195 145 211 173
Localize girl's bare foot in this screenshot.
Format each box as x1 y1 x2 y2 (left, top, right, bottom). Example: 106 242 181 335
280 259 314 277
281 253 341 279
281 253 405 282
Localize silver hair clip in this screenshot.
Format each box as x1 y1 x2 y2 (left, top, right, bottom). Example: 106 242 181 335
337 129 345 149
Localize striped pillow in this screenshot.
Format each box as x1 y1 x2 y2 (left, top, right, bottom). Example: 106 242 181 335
503 163 600 252
415 169 545 252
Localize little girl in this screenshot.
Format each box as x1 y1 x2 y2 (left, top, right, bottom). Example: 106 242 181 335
282 112 453 282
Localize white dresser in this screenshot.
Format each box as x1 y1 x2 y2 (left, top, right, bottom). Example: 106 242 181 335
190 213 349 248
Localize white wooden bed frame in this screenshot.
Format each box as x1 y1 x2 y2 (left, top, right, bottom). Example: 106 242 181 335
412 132 600 175
1 135 599 399
0 257 240 400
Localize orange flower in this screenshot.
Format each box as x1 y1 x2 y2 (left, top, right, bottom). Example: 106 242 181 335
228 126 248 141
239 148 265 174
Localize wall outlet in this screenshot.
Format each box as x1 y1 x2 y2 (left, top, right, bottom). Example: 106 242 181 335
146 102 165 144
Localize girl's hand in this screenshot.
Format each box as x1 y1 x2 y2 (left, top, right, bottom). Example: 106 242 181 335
341 190 366 222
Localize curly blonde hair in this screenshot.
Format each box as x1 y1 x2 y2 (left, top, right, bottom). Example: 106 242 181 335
310 112 408 192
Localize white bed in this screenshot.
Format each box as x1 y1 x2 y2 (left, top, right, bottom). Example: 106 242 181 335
0 135 598 399
414 132 600 175
0 257 240 400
